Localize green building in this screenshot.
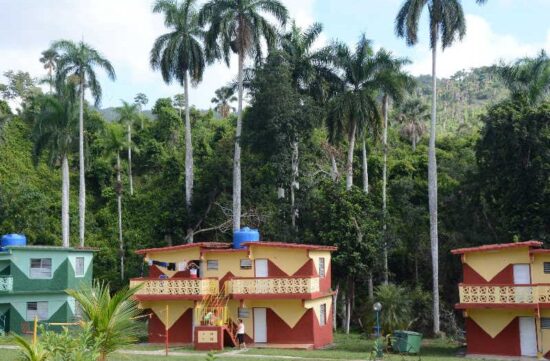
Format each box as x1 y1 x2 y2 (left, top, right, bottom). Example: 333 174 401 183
0 245 94 334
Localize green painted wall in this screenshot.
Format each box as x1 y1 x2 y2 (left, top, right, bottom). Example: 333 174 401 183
6 294 72 333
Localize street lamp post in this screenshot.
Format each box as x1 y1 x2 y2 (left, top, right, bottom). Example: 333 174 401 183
373 302 383 358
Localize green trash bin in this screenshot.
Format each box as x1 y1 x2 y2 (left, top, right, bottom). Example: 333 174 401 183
391 330 422 354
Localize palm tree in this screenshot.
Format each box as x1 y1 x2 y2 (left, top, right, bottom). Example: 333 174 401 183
280 21 334 228
199 0 288 230
101 123 127 281
13 334 48 361
211 86 237 118
395 0 488 334
52 40 116 247
327 34 382 191
151 0 206 242
498 50 550 104
39 49 59 94
376 49 413 284
31 86 78 248
397 99 429 151
66 281 141 361
115 100 140 196
134 92 149 128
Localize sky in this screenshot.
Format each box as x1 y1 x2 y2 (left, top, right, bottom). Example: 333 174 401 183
1 0 549 110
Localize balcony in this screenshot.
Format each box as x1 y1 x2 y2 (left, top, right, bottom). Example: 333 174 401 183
0 276 12 292
225 277 320 298
129 278 219 298
458 284 550 306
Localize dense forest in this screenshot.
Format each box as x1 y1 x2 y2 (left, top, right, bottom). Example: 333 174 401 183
0 0 548 338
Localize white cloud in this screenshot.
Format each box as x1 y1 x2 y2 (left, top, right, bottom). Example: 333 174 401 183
407 14 550 77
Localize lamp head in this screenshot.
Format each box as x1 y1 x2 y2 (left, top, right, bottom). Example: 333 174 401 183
373 302 382 312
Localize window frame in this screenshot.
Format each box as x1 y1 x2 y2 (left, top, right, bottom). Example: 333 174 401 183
319 257 326 278
240 259 252 270
26 301 48 321
238 308 250 318
207 260 219 270
544 262 550 274
542 318 550 329
29 258 52 279
75 257 85 277
319 303 327 326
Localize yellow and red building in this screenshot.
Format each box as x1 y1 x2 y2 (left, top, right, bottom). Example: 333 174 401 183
130 241 336 349
453 241 550 359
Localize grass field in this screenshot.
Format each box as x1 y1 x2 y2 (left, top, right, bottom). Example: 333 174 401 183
1 333 484 360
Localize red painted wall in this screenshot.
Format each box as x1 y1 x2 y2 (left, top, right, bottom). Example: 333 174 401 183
268 260 289 277
148 308 193 344
466 317 520 356
266 308 315 344
293 259 316 277
319 263 332 293
463 264 514 284
313 303 333 348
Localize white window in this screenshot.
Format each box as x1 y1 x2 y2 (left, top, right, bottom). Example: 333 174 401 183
240 259 252 270
319 258 326 278
238 308 250 318
319 304 327 326
75 257 85 277
207 260 218 270
30 258 52 279
27 302 48 321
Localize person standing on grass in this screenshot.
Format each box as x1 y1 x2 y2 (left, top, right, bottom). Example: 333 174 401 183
236 319 246 349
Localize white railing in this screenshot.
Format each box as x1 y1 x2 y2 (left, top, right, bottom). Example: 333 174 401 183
226 277 320 295
129 278 218 296
0 276 13 292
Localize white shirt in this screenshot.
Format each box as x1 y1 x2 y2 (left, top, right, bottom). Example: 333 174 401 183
237 323 245 334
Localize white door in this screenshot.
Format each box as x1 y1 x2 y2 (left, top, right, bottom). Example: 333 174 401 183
255 259 268 278
253 308 267 343
514 264 530 284
519 317 537 357
514 264 531 303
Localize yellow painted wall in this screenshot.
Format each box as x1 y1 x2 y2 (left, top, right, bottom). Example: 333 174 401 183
202 251 254 279
140 300 194 328
304 295 332 324
464 247 531 282
539 309 550 354
145 248 201 277
468 309 534 338
309 251 331 277
530 254 550 284
224 299 307 339
250 246 309 276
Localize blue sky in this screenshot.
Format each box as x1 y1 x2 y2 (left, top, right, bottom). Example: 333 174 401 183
1 0 549 110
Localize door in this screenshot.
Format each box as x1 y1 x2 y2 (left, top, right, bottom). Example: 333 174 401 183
253 308 267 343
514 264 531 303
519 317 537 357
255 259 268 278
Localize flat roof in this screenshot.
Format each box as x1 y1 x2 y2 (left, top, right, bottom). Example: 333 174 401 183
1 245 96 252
136 241 337 255
451 241 542 255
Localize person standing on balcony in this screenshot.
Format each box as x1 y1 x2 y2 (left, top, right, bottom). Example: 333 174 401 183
236 319 246 349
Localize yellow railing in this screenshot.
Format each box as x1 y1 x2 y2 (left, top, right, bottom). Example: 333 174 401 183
459 284 550 304
225 277 320 295
129 278 218 296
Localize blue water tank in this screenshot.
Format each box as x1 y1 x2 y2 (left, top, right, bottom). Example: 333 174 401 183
233 227 260 249
1 234 27 250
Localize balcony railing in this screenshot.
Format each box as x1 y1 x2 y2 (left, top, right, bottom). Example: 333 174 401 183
459 284 550 305
225 277 320 295
0 276 12 292
129 278 218 296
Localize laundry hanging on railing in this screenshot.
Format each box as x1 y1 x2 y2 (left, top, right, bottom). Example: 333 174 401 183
144 258 192 272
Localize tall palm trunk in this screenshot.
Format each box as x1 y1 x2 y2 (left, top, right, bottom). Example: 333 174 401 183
233 51 244 231
382 94 389 285
184 72 194 242
345 122 357 191
330 153 339 181
361 140 368 193
412 133 417 152
127 124 133 195
61 155 70 247
117 153 124 281
290 141 299 228
78 78 86 247
429 34 440 335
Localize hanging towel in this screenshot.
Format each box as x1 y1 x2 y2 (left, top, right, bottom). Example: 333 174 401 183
167 262 176 271
177 261 188 271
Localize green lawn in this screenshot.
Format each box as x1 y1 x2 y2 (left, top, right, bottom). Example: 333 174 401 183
0 332 485 361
